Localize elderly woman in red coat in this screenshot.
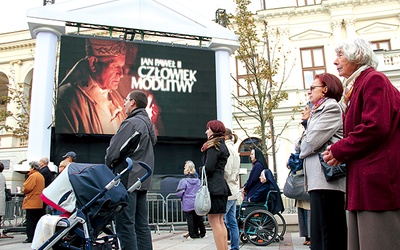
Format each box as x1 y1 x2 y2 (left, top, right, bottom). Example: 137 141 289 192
22 161 45 243
323 37 400 250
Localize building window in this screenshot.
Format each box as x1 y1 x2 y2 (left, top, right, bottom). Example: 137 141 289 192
297 0 322 6
239 137 262 163
370 40 391 50
300 47 326 89
0 74 9 127
235 58 257 97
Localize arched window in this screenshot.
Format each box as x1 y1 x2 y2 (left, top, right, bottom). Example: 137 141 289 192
238 137 262 163
238 137 262 187
0 72 10 127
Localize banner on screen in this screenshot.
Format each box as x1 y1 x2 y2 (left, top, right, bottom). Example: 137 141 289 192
55 35 217 138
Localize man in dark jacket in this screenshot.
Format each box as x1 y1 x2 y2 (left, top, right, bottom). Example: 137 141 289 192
39 157 53 188
39 157 54 214
105 90 157 250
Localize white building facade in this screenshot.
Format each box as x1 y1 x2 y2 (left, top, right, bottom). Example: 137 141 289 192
230 0 400 187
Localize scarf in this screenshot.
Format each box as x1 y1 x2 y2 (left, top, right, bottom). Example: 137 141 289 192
310 97 329 118
201 136 222 152
339 65 370 113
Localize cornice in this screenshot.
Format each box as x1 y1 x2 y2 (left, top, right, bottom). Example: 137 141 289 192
0 40 36 52
257 0 397 19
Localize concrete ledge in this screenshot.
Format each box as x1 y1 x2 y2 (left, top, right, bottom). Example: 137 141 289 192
280 213 299 232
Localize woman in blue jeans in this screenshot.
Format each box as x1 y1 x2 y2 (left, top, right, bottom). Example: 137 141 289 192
223 128 241 250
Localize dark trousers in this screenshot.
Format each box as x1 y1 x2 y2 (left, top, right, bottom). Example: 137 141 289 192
26 208 44 241
115 190 152 250
184 210 206 237
310 190 347 250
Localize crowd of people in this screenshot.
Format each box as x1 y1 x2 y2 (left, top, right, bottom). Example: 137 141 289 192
1 37 399 250
292 37 400 250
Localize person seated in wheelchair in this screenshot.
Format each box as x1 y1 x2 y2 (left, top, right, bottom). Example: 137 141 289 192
244 169 284 215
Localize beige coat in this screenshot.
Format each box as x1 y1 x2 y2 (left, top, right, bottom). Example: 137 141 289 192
22 170 45 209
224 139 241 201
0 173 5 216
299 98 346 193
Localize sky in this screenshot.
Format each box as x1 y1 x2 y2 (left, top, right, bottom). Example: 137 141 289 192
0 0 259 34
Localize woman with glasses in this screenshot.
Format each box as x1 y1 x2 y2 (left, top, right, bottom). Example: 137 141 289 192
299 73 347 250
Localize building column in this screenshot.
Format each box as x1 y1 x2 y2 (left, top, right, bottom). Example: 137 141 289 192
344 18 356 39
331 19 343 44
209 38 239 129
27 24 64 162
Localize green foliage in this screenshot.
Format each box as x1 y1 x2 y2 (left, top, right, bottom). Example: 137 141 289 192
228 0 298 171
0 80 31 141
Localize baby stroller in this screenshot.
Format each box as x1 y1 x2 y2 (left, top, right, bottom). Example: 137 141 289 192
33 157 151 250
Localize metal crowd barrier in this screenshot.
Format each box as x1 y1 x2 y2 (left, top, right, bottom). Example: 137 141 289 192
2 192 297 235
145 192 297 234
165 193 186 233
282 195 297 214
2 193 25 227
147 193 166 233
146 192 187 234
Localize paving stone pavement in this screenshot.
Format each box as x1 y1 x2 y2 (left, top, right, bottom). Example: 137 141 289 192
0 226 311 250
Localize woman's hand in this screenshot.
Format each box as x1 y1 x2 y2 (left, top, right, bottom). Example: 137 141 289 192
322 146 341 166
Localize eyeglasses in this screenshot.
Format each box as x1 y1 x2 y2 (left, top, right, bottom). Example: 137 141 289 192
124 97 133 102
309 85 325 91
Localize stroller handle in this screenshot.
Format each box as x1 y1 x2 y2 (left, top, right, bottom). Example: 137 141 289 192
105 157 133 190
127 161 152 193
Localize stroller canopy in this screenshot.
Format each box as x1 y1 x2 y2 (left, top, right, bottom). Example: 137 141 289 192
43 163 128 216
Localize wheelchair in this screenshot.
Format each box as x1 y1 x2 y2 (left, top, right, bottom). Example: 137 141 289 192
237 190 286 246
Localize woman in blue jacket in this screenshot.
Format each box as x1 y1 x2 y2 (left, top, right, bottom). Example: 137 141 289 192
176 160 206 239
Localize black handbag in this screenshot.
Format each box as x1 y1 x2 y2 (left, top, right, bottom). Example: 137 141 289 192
318 153 346 182
283 171 310 201
5 187 12 202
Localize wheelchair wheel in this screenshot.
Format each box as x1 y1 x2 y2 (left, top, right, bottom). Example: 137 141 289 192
240 232 248 243
243 209 278 246
274 213 286 241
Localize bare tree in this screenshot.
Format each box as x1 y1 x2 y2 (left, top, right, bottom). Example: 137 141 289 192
0 69 31 141
228 0 299 174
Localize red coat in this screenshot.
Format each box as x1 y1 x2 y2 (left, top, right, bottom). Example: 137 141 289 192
331 67 400 211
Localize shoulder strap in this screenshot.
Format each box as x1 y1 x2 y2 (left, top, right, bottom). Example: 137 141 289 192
201 167 208 187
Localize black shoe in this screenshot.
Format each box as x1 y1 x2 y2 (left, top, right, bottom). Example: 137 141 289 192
200 234 206 238
189 235 200 239
22 239 32 243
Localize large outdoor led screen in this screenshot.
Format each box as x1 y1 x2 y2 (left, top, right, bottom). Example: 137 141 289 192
55 35 217 138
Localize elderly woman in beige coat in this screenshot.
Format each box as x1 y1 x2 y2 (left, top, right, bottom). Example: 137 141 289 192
300 73 347 250
22 161 45 243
